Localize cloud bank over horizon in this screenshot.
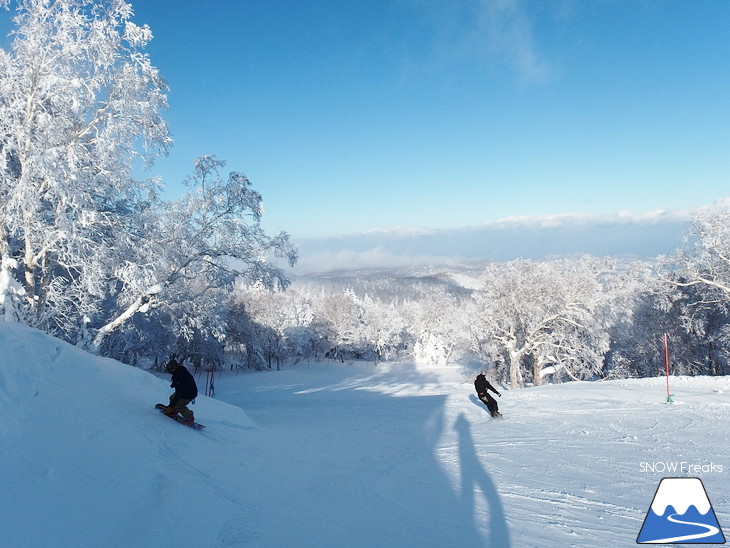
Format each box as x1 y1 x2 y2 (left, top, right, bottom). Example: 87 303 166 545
291 201 730 274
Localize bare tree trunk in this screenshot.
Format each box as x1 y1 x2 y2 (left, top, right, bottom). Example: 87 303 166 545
533 361 543 387
0 256 20 322
509 350 524 389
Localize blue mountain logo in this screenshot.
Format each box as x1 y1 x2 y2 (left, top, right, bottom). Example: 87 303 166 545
637 477 725 544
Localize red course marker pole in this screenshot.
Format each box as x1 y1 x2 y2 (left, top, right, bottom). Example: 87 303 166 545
663 333 673 403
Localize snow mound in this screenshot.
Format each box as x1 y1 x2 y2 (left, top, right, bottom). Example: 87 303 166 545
0 322 256 547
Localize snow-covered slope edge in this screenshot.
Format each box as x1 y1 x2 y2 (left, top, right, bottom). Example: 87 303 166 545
0 322 256 547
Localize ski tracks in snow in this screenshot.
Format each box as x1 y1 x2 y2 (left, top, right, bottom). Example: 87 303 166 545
434 382 687 546
212 364 730 547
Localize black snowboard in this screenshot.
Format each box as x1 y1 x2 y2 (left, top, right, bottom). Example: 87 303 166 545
155 403 205 430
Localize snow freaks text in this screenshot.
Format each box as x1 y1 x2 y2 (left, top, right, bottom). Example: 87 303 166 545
639 461 724 474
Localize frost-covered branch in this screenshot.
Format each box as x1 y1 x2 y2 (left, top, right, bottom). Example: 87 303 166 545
90 156 298 352
0 0 170 334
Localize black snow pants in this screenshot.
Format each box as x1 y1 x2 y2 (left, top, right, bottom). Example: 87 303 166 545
478 393 499 416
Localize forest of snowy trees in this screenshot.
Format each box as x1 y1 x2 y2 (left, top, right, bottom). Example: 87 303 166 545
0 0 296 361
2 0 730 388
233 227 730 389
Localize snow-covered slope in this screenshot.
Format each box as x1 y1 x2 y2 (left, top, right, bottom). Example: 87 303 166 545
1 322 729 547
0 323 256 547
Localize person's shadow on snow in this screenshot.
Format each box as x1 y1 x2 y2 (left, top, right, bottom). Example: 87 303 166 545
454 413 511 547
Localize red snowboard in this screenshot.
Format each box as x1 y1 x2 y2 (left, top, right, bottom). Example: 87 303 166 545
155 403 205 430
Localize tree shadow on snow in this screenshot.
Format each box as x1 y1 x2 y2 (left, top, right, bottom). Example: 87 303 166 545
454 413 512 548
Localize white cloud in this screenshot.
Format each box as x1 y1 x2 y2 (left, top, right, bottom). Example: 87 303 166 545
417 0 551 82
292 200 730 274
477 0 551 82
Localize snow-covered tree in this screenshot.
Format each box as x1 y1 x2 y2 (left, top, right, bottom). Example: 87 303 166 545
234 284 315 369
0 1 298 365
0 0 170 328
311 289 362 362
225 297 275 370
355 293 406 365
628 209 730 375
470 257 616 388
646 210 730 376
91 156 298 351
404 286 467 366
611 280 729 379
664 208 730 302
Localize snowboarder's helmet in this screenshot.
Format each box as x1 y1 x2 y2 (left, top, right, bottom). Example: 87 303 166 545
165 359 179 373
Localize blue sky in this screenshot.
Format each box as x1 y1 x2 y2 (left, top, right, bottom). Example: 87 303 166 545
3 1 729 270
127 0 730 246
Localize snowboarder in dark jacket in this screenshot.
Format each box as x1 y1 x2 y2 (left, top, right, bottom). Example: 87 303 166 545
164 358 198 425
475 373 502 417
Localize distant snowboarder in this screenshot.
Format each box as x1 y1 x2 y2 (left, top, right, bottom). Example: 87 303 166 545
475 373 502 417
163 357 198 426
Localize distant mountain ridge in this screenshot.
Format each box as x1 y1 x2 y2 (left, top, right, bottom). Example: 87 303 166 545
292 256 649 298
